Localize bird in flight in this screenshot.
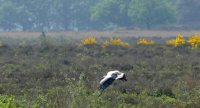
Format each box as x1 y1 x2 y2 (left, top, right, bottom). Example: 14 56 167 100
99 70 127 95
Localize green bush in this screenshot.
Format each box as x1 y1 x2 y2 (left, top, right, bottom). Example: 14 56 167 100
0 95 20 108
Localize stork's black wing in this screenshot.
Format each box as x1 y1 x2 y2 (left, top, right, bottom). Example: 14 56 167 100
99 77 115 91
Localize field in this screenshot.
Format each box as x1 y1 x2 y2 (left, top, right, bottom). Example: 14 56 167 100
0 31 200 108
0 30 200 38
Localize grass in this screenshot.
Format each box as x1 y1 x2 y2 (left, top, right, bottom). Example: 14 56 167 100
0 30 199 39
0 33 200 107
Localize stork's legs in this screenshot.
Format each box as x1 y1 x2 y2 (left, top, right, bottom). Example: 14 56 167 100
98 87 104 96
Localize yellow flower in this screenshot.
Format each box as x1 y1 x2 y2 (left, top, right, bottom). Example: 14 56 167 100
137 38 155 45
110 38 122 45
102 38 129 47
166 34 185 46
187 34 200 49
166 40 176 45
102 40 110 48
81 37 97 45
120 42 130 47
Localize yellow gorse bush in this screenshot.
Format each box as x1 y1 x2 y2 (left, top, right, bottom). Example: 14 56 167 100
102 38 129 47
81 34 200 50
81 37 97 45
166 34 185 46
137 38 155 45
187 34 200 49
102 40 110 47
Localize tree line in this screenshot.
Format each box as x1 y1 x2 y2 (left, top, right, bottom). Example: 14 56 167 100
0 0 199 31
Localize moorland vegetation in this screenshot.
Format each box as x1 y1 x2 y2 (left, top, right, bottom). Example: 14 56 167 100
0 34 200 107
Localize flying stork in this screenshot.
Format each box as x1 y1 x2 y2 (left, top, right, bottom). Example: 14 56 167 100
99 70 127 95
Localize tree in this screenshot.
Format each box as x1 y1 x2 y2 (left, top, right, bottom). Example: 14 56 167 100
23 0 53 31
178 0 200 24
0 0 185 31
90 0 132 29
0 1 18 31
53 0 98 31
0 0 100 31
8 0 58 31
128 0 177 29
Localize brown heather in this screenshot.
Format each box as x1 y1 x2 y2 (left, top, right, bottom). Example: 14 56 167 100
0 32 200 107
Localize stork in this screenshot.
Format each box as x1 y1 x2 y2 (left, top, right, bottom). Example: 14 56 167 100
99 70 127 95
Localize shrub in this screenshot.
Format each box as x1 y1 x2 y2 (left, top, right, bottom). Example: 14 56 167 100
102 38 129 47
166 34 185 46
81 37 97 45
0 95 19 108
137 38 155 45
187 34 200 49
39 32 48 47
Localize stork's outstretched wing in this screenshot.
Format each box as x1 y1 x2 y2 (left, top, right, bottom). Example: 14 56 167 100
98 70 127 96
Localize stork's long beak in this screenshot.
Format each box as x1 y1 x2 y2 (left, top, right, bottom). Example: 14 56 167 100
124 77 127 81
119 75 127 81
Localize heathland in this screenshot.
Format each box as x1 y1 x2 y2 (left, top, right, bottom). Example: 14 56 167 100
0 31 200 108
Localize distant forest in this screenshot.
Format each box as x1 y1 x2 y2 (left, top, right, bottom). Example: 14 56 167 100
0 0 199 31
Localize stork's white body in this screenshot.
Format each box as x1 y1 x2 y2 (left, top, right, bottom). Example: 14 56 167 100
100 70 125 84
99 70 126 95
